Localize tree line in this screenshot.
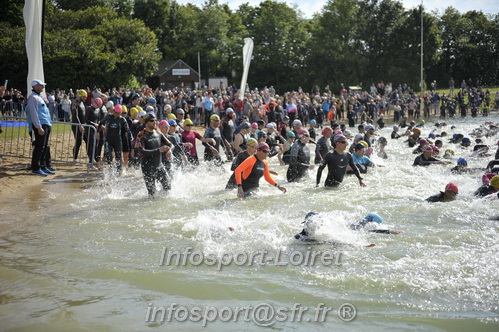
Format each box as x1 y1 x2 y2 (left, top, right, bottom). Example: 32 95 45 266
1 0 498 94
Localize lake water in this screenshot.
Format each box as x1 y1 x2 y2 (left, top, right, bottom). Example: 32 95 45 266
1 116 498 331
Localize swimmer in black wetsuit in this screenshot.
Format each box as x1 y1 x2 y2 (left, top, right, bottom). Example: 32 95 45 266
349 213 404 234
315 127 333 164
294 212 403 242
413 145 450 166
84 98 103 164
137 113 172 197
426 183 458 202
474 175 499 198
97 104 133 172
286 129 315 182
202 114 223 165
391 125 401 139
316 135 365 187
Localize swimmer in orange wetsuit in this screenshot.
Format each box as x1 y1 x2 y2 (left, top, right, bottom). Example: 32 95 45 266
234 142 287 198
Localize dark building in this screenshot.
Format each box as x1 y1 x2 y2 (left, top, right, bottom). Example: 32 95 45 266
147 59 200 90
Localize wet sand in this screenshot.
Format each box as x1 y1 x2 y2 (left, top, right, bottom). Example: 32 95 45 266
0 156 99 201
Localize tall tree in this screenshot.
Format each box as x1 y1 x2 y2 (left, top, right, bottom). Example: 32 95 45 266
44 4 160 89
385 5 440 89
307 0 363 92
356 0 405 84
241 0 309 93
133 0 171 48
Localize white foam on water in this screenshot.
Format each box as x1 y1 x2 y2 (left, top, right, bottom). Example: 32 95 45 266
4 116 497 330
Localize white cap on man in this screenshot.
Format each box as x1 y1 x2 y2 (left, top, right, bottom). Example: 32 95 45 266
31 79 46 87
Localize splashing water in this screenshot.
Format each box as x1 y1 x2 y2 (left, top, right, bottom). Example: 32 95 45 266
1 116 498 330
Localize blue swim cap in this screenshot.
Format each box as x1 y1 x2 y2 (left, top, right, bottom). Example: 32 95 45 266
363 213 383 224
168 119 177 126
457 157 467 165
428 133 436 138
148 98 157 105
462 137 470 143
310 119 317 125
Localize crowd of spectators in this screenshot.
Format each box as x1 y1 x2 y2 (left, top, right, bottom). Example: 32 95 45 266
1 80 498 128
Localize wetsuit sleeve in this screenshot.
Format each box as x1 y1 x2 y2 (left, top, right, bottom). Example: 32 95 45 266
202 129 212 149
486 160 499 170
316 155 328 185
76 104 85 124
220 123 230 141
160 132 172 146
347 154 363 180
369 229 391 234
315 141 322 160
172 137 186 156
97 114 109 132
426 193 443 202
84 106 92 125
122 118 133 140
413 155 430 166
263 160 277 186
234 156 256 185
231 152 246 171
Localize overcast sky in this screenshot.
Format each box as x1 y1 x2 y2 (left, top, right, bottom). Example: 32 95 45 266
176 0 498 19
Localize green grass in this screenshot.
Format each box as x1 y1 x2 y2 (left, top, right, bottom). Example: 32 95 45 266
0 122 73 141
430 85 499 98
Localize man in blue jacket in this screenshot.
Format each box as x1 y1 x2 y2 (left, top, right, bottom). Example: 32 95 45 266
27 79 54 176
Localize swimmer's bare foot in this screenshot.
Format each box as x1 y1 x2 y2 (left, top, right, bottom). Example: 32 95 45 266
228 227 235 231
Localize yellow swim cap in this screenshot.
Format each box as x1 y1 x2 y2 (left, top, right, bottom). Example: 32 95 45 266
246 138 258 147
136 106 143 113
121 105 128 113
210 114 220 121
491 175 499 190
77 89 87 98
168 113 176 120
358 140 369 148
129 107 138 116
184 118 193 126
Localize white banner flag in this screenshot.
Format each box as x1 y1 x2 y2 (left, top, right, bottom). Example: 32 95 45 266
24 0 45 97
239 38 254 100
